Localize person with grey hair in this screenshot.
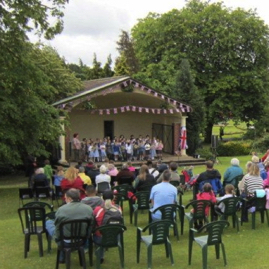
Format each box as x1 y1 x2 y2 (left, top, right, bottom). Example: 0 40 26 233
78 166 92 186
32 167 50 188
150 169 177 221
46 188 93 263
95 165 111 189
223 158 243 187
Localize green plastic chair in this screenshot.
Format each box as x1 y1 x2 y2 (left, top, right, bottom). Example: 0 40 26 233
223 174 243 196
56 219 93 269
247 196 269 229
184 200 212 229
23 201 53 213
130 191 150 226
18 207 47 258
169 181 184 205
152 204 185 240
215 196 242 232
90 224 127 269
137 220 174 269
188 220 230 269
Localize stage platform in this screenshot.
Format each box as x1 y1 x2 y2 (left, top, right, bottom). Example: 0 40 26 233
68 153 205 169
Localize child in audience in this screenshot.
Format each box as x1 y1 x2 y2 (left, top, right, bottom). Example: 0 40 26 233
216 184 235 213
54 166 65 186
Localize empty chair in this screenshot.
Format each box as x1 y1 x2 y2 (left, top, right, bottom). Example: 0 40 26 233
90 224 127 269
152 203 185 240
130 191 150 226
56 219 93 269
18 207 47 258
137 220 174 269
23 201 53 213
19 188 34 206
188 220 229 269
35 186 53 205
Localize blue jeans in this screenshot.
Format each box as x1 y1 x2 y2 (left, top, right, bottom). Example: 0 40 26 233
46 220 65 262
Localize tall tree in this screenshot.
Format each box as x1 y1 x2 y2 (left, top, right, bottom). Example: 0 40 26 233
173 59 205 155
132 0 269 142
103 54 114 77
0 0 82 165
90 53 103 79
116 30 139 75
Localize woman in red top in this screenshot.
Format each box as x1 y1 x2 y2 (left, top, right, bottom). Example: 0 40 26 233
61 166 85 200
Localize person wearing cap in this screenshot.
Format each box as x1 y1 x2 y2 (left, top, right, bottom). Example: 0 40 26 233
93 189 122 264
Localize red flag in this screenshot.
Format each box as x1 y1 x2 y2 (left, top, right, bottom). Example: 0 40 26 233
180 126 187 150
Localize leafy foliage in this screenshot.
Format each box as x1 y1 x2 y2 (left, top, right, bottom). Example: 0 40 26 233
131 0 269 142
173 59 205 155
217 141 252 156
0 0 83 165
115 30 139 75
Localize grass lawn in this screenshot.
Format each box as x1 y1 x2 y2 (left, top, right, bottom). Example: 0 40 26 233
1 158 269 269
212 120 248 140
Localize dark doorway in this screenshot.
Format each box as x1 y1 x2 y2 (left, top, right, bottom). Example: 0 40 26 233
152 123 174 154
104 121 114 140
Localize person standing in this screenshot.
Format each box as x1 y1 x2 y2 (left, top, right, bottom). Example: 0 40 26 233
73 133 81 162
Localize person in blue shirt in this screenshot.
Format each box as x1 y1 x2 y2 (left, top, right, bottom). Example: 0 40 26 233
223 158 243 187
150 170 177 220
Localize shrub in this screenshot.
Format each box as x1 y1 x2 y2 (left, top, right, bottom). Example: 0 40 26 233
217 141 252 156
252 134 269 153
196 148 214 160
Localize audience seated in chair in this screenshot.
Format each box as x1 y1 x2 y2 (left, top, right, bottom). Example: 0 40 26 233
223 158 243 187
60 166 86 200
150 170 177 221
193 161 222 199
93 189 123 264
45 188 93 264
81 185 103 210
116 163 135 186
133 164 155 192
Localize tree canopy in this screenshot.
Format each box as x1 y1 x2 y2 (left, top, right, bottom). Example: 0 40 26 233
131 0 269 142
0 0 82 165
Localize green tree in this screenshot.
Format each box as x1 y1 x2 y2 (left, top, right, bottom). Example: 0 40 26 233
114 54 130 76
0 0 82 165
89 53 103 79
132 0 269 143
103 54 114 77
116 30 139 75
173 59 205 155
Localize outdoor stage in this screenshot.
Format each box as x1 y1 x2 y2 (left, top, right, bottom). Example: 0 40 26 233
70 153 205 169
